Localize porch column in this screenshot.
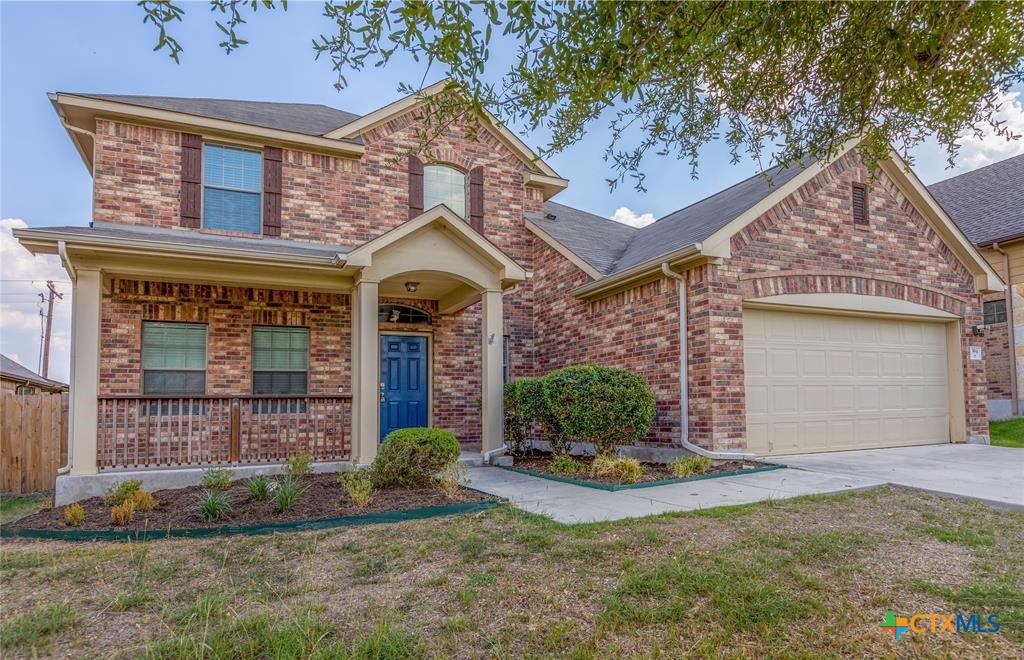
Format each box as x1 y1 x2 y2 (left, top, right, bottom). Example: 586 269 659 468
351 278 380 464
481 289 504 455
69 268 101 476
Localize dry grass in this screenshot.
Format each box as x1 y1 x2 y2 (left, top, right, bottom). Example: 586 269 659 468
1 485 1022 658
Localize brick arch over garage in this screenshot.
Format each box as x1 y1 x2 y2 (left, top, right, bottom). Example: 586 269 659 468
740 271 973 318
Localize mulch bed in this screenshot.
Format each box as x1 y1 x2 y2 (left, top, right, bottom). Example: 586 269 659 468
14 474 495 531
511 450 769 486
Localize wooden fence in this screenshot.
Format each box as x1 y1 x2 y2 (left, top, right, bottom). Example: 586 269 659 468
1 392 68 494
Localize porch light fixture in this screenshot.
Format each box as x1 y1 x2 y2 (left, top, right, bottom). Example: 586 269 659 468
404 281 420 293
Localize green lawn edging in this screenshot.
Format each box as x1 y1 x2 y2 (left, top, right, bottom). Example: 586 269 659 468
0 499 501 542
497 463 787 491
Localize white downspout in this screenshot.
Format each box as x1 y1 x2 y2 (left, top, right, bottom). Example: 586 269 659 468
661 263 754 460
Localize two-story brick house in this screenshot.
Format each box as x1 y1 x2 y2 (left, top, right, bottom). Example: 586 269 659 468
15 82 1003 503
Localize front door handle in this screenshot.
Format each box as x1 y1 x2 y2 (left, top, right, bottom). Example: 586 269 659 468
379 382 385 403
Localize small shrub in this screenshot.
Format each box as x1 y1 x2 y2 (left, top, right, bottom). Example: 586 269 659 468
613 458 644 483
245 474 271 501
274 476 305 513
339 470 374 508
197 489 230 522
669 455 712 478
201 468 233 491
63 503 85 527
504 377 545 455
542 364 655 456
436 463 468 499
104 479 141 506
132 490 157 512
549 454 586 476
590 455 618 478
110 500 136 526
283 452 313 480
371 428 461 488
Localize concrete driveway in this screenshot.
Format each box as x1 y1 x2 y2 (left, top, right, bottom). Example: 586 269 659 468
765 444 1024 510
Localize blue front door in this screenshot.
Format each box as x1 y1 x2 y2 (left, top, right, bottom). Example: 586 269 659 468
379 335 428 440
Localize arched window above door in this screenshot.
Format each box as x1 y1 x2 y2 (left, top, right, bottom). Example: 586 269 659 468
378 304 431 324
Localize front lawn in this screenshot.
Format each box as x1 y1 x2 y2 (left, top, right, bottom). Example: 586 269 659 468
0 495 49 525
1 486 1021 657
991 418 1024 448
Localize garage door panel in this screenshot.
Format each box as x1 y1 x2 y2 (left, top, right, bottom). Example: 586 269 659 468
744 308 950 455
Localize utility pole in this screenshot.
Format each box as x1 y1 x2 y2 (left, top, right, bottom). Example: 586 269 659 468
40 280 63 378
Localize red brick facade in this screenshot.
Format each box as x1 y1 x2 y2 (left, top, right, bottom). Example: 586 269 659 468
982 316 1013 401
91 110 989 453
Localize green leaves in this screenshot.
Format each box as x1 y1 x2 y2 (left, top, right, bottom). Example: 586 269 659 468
140 1 1024 188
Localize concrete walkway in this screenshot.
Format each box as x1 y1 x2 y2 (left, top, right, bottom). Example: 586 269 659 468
764 444 1024 510
466 466 883 524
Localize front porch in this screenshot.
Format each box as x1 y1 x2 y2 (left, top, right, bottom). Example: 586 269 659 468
18 208 526 496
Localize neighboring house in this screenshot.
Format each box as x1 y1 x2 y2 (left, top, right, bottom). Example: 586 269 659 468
14 83 1003 502
930 154 1024 421
0 354 68 395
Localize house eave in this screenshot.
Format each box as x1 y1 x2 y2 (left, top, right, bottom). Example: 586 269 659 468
570 245 716 301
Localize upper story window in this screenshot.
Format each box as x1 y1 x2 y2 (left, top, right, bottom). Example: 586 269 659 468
142 322 207 395
203 144 262 233
423 165 466 218
984 299 1007 325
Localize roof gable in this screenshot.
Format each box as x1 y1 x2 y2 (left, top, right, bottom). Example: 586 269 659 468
928 154 1024 246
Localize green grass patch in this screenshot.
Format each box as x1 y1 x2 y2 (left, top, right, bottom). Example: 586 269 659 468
924 523 996 548
990 418 1024 448
0 494 49 523
0 602 80 653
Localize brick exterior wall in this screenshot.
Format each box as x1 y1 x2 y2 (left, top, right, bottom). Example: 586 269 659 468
982 311 1012 402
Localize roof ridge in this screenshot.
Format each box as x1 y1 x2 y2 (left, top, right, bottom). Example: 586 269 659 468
651 160 798 225
69 92 352 112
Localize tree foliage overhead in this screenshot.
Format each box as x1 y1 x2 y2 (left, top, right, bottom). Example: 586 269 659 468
139 1 1024 189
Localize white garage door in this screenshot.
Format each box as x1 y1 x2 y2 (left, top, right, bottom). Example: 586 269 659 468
744 308 950 455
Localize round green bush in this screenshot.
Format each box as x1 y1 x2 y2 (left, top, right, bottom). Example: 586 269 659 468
371 427 461 487
504 376 546 454
542 364 655 456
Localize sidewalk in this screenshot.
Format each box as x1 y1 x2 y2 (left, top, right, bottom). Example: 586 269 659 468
466 465 884 523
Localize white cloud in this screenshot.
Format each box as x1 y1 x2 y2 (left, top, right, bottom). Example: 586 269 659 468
913 89 1024 183
610 207 656 228
0 219 73 382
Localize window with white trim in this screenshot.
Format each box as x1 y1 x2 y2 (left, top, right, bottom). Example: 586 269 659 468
203 144 262 233
423 165 466 218
142 322 207 395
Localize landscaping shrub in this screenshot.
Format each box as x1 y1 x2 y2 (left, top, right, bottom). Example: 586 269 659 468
132 490 157 512
202 468 233 491
590 455 618 478
274 476 304 513
245 475 271 501
549 455 587 477
110 500 136 526
542 364 655 456
104 480 141 507
63 503 84 527
198 489 230 522
504 377 545 455
591 456 645 483
371 428 461 487
669 455 712 478
339 470 374 508
436 464 468 499
283 452 313 480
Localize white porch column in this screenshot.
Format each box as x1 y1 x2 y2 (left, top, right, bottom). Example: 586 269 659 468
69 268 101 476
481 289 504 454
351 278 380 464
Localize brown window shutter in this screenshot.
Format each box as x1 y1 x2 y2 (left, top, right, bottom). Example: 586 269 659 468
851 182 868 226
408 155 424 219
468 166 484 232
180 133 202 228
263 146 283 237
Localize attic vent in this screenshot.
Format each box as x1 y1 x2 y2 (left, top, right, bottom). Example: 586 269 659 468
851 182 869 226
544 213 557 221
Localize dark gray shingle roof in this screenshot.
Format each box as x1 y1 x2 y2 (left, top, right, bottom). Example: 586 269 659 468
70 94 361 137
527 202 638 275
27 223 351 261
928 154 1024 246
1 354 67 390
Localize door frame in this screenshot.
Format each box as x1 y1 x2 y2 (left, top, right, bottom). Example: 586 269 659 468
378 331 434 432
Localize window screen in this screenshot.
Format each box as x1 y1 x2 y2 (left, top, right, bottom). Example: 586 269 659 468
142 322 207 395
203 144 262 233
253 327 309 394
423 165 466 218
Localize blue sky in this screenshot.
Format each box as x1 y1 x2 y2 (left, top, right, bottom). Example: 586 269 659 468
2 1 1023 382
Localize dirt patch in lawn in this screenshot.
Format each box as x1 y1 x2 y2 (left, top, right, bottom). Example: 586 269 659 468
511 450 768 485
12 473 494 532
